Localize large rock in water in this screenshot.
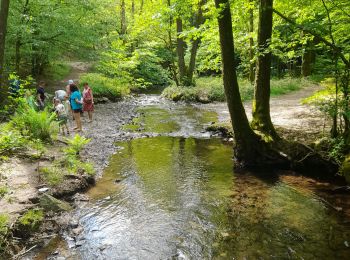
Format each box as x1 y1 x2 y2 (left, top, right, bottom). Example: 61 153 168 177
39 194 73 212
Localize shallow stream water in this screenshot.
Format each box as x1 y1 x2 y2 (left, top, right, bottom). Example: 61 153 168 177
37 95 350 259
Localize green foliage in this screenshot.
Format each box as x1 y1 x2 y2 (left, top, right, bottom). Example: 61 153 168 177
0 124 27 155
62 135 94 175
0 213 9 251
40 166 64 186
329 137 348 164
11 108 58 142
163 77 312 103
0 186 9 199
64 134 91 156
79 73 130 100
18 209 44 231
43 61 71 81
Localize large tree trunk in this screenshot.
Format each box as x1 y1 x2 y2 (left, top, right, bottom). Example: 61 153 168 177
176 18 186 85
248 0 255 83
0 0 10 106
215 0 266 166
301 42 313 77
251 0 279 139
214 0 339 176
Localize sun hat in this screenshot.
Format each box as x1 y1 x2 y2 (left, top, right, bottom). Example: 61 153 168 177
68 79 74 85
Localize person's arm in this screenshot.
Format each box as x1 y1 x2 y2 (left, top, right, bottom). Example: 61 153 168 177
90 89 94 104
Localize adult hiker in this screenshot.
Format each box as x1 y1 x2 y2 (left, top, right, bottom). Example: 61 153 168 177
82 82 94 123
69 84 83 132
36 81 46 110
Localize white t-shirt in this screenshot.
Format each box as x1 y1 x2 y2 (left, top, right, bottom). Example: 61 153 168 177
55 90 67 101
55 103 67 116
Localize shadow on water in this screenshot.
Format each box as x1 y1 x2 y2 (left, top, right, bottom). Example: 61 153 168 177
75 137 350 259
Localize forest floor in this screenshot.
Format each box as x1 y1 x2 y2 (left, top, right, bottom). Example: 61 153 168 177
200 83 326 143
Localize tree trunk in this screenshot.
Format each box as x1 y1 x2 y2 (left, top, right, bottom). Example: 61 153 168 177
121 0 127 37
15 37 21 73
186 0 205 85
215 0 338 175
215 0 265 165
251 0 278 139
301 44 313 77
249 0 255 83
176 18 186 85
0 0 10 105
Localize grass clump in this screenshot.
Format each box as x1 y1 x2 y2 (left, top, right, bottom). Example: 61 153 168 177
0 214 9 252
40 134 95 186
40 166 64 186
79 73 130 100
0 186 9 198
62 135 94 175
162 76 314 103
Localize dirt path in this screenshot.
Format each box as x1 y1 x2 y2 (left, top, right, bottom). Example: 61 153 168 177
201 84 327 140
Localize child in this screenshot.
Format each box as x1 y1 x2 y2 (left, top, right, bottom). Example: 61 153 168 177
54 98 70 135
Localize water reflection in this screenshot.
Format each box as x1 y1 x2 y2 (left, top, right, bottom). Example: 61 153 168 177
77 137 350 259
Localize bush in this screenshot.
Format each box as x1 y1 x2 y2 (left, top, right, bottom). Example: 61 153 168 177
79 73 130 100
0 124 27 155
17 209 44 237
11 107 58 142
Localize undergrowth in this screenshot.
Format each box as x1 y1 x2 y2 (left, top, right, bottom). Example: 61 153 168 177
162 76 314 103
40 135 95 186
79 73 130 100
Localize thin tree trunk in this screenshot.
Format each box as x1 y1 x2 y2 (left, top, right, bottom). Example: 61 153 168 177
186 0 205 85
301 41 313 77
121 0 127 37
249 0 255 83
251 0 278 139
0 0 10 104
215 0 262 164
176 18 186 84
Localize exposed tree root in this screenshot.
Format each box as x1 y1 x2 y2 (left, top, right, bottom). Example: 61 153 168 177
233 133 341 182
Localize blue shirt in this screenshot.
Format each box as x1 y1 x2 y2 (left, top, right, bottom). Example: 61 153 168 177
70 91 82 110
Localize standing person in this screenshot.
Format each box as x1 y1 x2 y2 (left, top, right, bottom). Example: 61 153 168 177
66 79 74 97
54 89 67 102
69 84 83 132
54 98 70 135
82 82 94 123
36 81 46 110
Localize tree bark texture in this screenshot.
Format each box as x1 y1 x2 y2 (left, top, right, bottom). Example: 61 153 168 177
186 0 205 84
215 0 264 165
251 0 278 139
176 18 186 84
121 0 127 37
249 0 255 83
0 0 10 104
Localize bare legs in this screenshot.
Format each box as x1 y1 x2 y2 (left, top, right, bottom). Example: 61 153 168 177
88 111 93 122
73 112 82 131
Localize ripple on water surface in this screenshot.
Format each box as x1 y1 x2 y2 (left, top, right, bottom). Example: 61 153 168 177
73 137 350 259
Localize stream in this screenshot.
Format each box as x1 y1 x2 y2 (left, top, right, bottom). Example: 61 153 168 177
36 94 350 259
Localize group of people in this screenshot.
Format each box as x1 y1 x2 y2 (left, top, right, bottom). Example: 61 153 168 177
36 79 94 134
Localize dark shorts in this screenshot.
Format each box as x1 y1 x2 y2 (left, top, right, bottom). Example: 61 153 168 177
58 115 68 126
73 109 82 113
